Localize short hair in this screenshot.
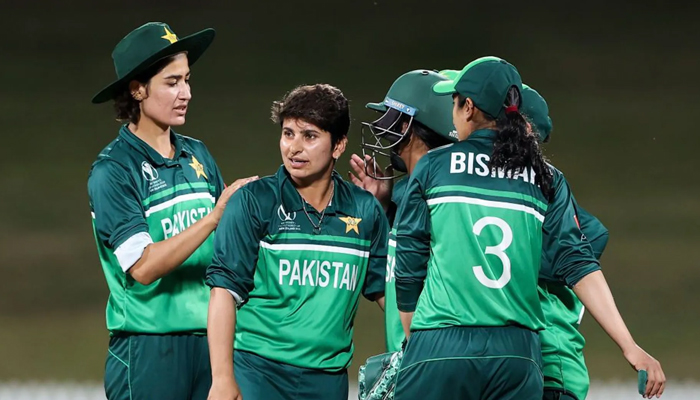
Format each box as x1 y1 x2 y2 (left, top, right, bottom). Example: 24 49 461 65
271 84 350 146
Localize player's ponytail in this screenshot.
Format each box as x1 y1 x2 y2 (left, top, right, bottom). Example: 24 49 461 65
490 86 554 200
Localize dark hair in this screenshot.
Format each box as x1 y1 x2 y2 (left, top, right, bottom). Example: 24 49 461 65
373 108 453 150
271 84 350 146
457 88 554 200
113 55 179 124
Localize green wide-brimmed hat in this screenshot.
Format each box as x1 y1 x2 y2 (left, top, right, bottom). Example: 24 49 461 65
91 22 215 104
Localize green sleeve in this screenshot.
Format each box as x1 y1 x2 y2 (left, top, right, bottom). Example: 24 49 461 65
394 156 431 312
88 160 147 249
206 187 265 305
362 199 390 300
541 171 601 286
575 204 609 260
387 178 408 226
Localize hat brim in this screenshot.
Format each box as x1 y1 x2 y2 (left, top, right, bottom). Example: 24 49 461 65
432 80 457 96
438 69 460 80
366 102 387 113
91 28 216 104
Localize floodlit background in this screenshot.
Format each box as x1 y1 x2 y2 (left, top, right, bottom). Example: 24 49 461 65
1 0 698 398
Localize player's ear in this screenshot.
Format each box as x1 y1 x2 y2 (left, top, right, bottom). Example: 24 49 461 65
464 97 475 122
129 80 147 101
332 136 348 161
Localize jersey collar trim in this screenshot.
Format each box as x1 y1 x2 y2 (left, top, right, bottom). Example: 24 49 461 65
119 124 189 166
275 165 354 216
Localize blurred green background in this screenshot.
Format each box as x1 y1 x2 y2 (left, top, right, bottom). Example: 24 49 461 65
1 0 698 383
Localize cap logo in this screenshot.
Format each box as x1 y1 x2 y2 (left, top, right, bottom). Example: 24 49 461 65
384 97 417 116
161 27 178 44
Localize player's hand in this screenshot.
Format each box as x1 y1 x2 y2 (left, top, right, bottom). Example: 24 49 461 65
624 345 665 398
208 376 242 400
211 176 259 224
348 154 393 211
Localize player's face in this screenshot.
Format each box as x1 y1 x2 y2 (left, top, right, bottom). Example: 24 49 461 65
138 53 192 128
280 118 347 184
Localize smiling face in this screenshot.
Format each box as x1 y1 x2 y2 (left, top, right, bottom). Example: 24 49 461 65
131 52 192 129
280 118 347 185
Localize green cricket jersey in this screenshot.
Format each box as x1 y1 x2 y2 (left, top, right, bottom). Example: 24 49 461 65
395 129 600 332
206 166 389 372
384 179 408 352
540 202 609 399
88 125 225 334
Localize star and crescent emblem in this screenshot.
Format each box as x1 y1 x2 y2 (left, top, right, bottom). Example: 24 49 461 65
339 216 362 234
189 156 208 180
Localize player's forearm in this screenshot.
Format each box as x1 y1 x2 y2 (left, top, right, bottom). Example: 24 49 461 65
573 270 637 353
399 311 414 338
208 287 237 380
129 213 219 285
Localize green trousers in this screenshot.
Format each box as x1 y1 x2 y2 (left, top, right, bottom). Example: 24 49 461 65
104 334 211 400
234 350 348 400
394 326 543 400
543 387 580 400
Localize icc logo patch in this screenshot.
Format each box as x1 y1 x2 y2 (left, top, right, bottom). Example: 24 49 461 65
277 205 300 231
277 205 296 221
141 161 159 181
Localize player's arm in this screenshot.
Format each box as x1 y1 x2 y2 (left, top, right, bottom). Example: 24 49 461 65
206 187 264 400
394 157 431 337
543 171 665 398
207 287 241 400
573 271 664 398
90 160 257 286
362 197 390 309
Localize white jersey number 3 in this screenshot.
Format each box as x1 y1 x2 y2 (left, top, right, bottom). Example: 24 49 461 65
472 216 513 289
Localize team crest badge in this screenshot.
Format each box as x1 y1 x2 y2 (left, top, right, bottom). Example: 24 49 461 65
339 216 362 234
161 27 178 44
189 156 208 180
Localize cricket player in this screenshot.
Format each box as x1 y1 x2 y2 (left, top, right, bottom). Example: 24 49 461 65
392 57 590 399
519 83 665 400
88 22 256 400
349 69 458 354
392 57 664 399
206 84 389 400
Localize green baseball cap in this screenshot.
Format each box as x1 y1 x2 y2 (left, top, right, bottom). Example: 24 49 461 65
438 69 459 80
366 69 458 141
92 22 215 104
521 84 553 141
433 56 522 118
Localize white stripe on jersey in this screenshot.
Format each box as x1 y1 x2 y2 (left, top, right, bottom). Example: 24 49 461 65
426 195 545 222
388 239 397 248
144 193 215 217
578 305 586 325
259 241 369 258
